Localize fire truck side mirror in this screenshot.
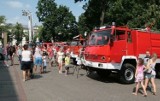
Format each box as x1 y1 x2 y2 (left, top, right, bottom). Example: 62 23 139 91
110 35 114 46
127 31 132 43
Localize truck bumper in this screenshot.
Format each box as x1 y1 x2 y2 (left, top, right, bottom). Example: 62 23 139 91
83 60 120 70
70 53 78 59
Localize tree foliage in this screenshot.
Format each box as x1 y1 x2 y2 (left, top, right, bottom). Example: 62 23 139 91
77 0 160 32
74 0 87 3
12 22 24 44
0 16 6 24
36 0 78 42
78 13 90 35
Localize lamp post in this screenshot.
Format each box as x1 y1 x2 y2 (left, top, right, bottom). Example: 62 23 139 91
22 10 33 43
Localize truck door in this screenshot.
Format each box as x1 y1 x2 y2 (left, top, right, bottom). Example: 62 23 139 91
110 30 127 63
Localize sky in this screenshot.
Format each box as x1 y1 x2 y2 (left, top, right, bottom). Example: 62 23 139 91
0 0 86 26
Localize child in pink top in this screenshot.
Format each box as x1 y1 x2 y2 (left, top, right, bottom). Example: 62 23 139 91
132 58 147 97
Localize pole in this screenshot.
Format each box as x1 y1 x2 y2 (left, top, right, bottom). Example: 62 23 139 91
28 16 32 42
22 10 33 43
31 15 33 42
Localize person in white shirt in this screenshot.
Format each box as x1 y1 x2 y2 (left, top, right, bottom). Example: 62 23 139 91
57 47 64 74
34 45 43 73
21 44 32 81
42 53 47 73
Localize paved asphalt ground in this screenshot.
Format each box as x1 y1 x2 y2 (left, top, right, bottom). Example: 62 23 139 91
0 57 160 101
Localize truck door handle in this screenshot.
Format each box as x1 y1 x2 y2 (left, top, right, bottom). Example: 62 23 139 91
122 50 126 52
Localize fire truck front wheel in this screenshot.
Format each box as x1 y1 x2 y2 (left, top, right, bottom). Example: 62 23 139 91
155 63 160 78
120 64 135 84
96 70 111 78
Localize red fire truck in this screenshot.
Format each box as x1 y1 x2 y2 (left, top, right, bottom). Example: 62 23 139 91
70 34 85 64
84 24 160 84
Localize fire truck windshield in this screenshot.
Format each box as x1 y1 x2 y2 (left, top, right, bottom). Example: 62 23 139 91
89 29 111 45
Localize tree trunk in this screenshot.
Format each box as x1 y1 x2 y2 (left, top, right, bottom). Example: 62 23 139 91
100 9 105 26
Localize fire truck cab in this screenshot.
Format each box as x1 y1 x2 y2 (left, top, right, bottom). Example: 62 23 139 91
84 24 160 84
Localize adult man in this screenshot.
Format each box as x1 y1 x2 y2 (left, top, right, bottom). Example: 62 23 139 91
144 51 151 66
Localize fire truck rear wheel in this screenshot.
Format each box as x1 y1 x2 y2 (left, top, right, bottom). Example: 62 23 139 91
155 63 160 78
120 64 135 84
96 70 111 77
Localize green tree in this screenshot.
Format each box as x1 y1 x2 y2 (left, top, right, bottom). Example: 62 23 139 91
74 0 87 2
36 0 78 42
76 0 160 31
78 13 90 35
12 22 24 44
0 16 6 24
54 5 78 41
0 16 6 41
36 0 57 42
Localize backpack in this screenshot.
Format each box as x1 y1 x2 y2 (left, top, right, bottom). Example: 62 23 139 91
8 46 16 54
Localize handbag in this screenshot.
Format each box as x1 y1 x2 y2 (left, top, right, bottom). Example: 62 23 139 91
145 68 152 74
144 67 152 74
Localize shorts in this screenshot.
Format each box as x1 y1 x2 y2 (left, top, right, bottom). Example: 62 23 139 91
65 64 73 70
51 57 55 62
145 73 155 79
34 57 42 66
21 61 31 70
30 61 34 69
58 58 63 64
18 55 22 62
43 66 46 69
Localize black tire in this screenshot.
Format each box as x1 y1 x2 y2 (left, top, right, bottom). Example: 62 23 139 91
120 64 135 84
72 58 77 65
155 63 160 78
0 53 4 60
96 70 111 78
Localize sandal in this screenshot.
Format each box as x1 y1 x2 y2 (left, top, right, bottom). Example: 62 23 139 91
142 94 147 97
132 93 137 95
152 92 156 96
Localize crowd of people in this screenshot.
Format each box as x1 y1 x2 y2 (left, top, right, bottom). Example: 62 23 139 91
2 43 73 81
1 43 158 97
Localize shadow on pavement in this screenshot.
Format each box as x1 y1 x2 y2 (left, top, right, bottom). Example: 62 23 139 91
32 74 43 79
87 72 120 84
0 61 19 101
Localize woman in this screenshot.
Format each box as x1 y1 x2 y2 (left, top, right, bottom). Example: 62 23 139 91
34 45 43 74
3 44 9 67
21 44 32 81
8 45 16 66
144 53 157 95
57 47 64 74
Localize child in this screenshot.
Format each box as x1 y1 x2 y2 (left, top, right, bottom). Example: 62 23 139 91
132 58 147 97
64 53 71 76
42 53 47 73
17 45 22 65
